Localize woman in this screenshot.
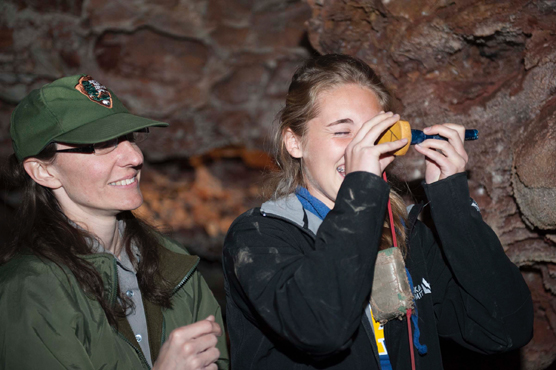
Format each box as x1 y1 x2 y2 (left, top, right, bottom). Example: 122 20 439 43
0 75 228 370
222 54 533 369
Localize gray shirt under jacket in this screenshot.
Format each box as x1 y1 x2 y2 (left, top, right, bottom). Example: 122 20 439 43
87 222 153 367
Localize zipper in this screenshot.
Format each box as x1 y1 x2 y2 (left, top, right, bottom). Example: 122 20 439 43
110 257 119 305
115 330 152 370
160 317 166 346
158 256 198 348
171 256 200 296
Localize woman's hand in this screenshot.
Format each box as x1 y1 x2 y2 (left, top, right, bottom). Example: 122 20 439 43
345 112 408 177
153 316 222 370
413 123 468 184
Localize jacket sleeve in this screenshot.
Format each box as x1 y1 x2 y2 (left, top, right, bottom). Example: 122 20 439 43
0 261 97 370
190 271 230 370
421 172 534 353
223 172 390 356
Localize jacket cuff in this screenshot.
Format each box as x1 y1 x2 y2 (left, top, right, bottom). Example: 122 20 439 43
339 171 390 201
422 172 474 214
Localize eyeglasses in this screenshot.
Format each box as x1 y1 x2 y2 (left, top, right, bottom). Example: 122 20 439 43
55 128 149 155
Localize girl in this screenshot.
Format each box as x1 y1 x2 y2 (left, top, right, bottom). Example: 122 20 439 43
222 54 533 370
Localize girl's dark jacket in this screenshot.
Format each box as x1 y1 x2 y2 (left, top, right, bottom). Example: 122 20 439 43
222 172 533 370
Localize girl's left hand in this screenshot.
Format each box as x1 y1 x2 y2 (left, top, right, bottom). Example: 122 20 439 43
413 123 468 184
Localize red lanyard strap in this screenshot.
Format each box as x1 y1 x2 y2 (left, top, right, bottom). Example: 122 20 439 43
382 171 416 370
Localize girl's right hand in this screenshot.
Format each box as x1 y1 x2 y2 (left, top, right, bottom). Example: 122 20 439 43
344 112 408 177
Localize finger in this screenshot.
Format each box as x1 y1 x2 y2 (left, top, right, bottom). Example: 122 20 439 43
205 315 215 322
183 349 219 370
350 112 398 146
178 335 219 366
349 137 407 162
193 332 219 353
360 137 408 158
423 124 466 157
443 123 465 141
414 144 466 175
358 114 403 147
378 155 396 172
209 321 222 337
375 138 408 154
346 138 407 175
414 145 452 173
418 138 468 166
424 123 464 142
196 347 220 369
168 320 217 343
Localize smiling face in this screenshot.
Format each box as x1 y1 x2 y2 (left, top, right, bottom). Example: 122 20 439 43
47 140 144 222
287 83 383 208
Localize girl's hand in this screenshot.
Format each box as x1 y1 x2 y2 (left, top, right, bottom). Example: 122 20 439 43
413 123 468 184
345 112 409 177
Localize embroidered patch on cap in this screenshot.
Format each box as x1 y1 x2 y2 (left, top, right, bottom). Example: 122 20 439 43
75 75 113 108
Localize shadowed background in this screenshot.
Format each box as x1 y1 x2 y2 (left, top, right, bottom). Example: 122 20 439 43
1 0 555 368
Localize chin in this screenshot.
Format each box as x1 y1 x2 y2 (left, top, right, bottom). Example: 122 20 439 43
119 196 144 212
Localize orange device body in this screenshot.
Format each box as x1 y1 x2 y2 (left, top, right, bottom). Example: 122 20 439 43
376 120 411 156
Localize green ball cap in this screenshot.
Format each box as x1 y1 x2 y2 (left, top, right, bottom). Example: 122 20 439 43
10 74 169 161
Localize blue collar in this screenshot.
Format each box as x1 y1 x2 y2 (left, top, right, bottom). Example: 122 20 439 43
295 187 331 221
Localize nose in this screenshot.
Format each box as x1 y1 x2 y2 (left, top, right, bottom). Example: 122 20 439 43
115 140 143 167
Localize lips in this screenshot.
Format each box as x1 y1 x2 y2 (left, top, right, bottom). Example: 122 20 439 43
337 165 346 177
108 175 137 186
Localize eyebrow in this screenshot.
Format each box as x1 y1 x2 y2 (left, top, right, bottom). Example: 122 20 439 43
326 118 354 127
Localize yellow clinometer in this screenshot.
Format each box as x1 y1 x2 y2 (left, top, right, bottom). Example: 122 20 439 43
376 120 412 156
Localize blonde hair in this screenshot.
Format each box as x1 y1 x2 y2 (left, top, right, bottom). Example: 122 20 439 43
268 54 407 253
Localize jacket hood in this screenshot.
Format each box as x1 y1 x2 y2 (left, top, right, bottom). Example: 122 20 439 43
260 194 324 236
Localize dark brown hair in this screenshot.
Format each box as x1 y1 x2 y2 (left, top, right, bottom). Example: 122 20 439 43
0 146 172 326
268 54 407 252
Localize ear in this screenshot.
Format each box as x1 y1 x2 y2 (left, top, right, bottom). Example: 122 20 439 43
23 159 63 189
284 128 303 159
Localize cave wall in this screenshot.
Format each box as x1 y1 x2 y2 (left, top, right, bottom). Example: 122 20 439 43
0 0 312 256
1 0 556 368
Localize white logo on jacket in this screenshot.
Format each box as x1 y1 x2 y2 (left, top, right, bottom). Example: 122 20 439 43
413 278 431 300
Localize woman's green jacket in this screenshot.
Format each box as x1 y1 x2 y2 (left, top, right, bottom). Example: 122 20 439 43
0 237 229 370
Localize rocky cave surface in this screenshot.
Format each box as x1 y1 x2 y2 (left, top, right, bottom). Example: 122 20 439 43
1 0 555 368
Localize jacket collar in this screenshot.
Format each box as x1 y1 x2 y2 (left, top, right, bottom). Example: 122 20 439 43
80 241 199 305
81 240 199 365
261 194 324 236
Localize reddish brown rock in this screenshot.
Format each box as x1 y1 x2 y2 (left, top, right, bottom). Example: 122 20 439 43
86 0 207 38
9 0 83 16
513 100 556 229
521 270 556 370
96 29 209 83
211 25 250 49
136 147 269 258
0 26 14 51
251 1 313 49
213 64 268 104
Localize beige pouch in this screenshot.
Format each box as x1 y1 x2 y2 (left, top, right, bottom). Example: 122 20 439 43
370 247 414 324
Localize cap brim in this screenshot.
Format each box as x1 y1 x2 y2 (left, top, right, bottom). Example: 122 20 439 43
54 112 169 144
